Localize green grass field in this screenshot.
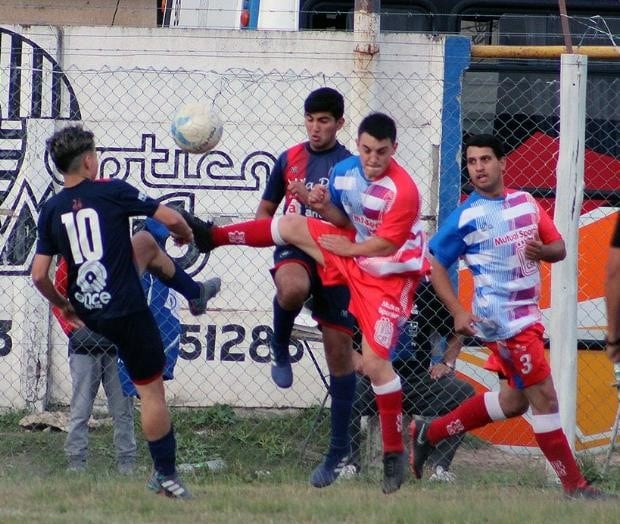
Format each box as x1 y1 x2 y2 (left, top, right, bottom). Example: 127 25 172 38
1 406 618 523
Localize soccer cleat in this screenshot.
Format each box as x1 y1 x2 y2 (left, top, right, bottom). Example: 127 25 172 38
269 342 293 389
428 465 456 483
188 277 221 316
565 484 618 500
180 210 214 253
382 451 406 494
408 419 434 480
310 447 351 488
147 471 192 499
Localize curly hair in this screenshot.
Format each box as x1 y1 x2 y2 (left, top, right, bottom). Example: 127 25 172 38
46 125 95 173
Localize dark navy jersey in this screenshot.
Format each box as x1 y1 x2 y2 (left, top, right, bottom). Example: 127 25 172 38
262 141 351 217
36 178 159 321
394 280 452 376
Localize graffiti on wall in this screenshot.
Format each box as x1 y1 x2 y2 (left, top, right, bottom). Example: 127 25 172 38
0 27 278 276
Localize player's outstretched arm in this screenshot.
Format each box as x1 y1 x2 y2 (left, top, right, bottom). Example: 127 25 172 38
152 205 193 245
430 257 477 336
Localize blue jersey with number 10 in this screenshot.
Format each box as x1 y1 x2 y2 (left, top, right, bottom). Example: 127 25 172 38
35 178 159 321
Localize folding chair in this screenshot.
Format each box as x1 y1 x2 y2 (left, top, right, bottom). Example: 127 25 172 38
602 366 620 475
291 323 331 462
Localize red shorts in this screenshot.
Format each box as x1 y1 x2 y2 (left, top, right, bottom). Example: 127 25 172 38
483 353 507 380
307 218 417 360
484 322 550 389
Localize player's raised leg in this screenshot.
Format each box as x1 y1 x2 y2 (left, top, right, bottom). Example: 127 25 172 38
270 261 310 388
183 213 326 267
131 229 220 316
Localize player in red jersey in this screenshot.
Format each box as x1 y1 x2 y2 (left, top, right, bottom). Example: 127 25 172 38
183 113 428 493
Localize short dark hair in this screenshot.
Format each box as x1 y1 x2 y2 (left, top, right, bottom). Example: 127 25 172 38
464 134 505 159
304 87 344 120
46 125 95 173
358 112 397 143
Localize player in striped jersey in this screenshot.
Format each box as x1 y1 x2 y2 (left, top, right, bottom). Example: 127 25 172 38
184 113 428 493
409 133 613 499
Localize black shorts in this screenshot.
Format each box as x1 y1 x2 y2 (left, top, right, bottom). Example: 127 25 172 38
272 245 354 333
86 309 165 383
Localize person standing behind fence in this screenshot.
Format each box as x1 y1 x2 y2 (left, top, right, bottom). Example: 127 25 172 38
31 125 221 499
409 133 615 500
53 257 137 474
605 213 620 363
347 278 474 481
182 112 429 494
254 87 357 488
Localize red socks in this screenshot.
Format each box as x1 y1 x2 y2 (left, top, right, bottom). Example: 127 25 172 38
425 395 587 493
375 389 404 454
211 218 275 247
426 394 492 444
532 414 587 492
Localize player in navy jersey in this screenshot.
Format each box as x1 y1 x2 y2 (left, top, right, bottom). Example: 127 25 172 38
32 125 220 499
409 133 614 500
256 87 357 488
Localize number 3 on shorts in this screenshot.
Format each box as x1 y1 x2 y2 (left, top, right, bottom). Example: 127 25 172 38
519 353 533 374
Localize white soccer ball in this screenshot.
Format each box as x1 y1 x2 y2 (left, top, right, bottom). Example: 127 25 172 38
170 102 223 154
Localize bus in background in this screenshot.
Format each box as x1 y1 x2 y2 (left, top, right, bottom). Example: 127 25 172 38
161 0 620 35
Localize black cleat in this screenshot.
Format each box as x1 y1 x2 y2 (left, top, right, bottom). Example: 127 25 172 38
408 420 434 480
180 210 214 253
188 277 221 316
269 341 293 389
146 471 192 499
382 451 406 494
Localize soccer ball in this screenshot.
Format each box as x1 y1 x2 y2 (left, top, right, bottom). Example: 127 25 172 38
170 102 223 154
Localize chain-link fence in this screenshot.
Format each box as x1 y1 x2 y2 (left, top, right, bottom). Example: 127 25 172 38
0 59 618 481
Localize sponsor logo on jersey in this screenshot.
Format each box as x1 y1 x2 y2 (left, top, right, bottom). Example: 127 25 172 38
74 260 111 310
